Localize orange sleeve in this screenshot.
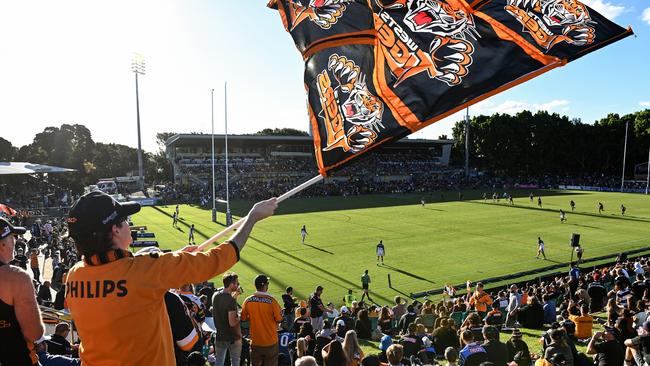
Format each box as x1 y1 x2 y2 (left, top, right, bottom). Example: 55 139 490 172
134 241 239 290
273 299 283 322
484 294 493 305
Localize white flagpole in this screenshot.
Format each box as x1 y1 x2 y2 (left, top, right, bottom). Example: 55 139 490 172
465 107 470 179
211 89 216 222
225 82 231 225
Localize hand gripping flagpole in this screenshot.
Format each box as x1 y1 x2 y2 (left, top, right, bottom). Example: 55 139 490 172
196 174 324 251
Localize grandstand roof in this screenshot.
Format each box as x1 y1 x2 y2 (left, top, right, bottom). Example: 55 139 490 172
165 133 455 148
0 162 76 175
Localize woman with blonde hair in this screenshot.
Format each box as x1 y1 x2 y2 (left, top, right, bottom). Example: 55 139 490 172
342 330 364 366
296 337 308 358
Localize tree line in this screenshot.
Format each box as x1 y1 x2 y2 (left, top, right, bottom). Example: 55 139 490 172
452 109 650 177
1 110 648 193
0 125 173 192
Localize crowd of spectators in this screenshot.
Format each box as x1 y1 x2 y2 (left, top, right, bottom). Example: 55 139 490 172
4 198 650 366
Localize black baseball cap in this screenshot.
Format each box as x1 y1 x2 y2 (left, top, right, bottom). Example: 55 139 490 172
604 325 621 340
254 274 270 288
0 217 26 240
67 191 141 240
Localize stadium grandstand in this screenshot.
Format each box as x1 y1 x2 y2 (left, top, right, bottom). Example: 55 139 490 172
165 134 456 200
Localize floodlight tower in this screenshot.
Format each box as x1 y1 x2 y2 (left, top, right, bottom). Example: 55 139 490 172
131 53 146 192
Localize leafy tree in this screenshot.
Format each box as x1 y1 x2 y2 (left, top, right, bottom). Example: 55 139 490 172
0 137 16 161
254 128 308 136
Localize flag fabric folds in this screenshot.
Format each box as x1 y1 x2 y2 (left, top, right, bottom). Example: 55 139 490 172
268 0 632 176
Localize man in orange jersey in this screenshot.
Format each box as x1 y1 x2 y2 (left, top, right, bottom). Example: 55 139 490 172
64 191 277 366
468 282 493 319
241 274 283 366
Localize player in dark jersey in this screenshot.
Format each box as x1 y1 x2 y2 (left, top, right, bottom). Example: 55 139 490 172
537 197 542 208
598 202 604 214
621 204 626 216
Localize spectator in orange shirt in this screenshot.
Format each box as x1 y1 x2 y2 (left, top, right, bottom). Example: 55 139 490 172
241 274 283 366
468 282 493 318
569 303 593 340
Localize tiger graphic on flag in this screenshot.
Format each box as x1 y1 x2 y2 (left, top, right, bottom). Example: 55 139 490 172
288 0 347 30
375 0 478 86
505 0 596 50
316 54 384 153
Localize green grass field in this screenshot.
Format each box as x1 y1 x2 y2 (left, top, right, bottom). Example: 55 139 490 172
133 189 650 307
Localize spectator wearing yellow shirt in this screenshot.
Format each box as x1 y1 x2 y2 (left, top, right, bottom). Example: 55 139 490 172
569 303 593 340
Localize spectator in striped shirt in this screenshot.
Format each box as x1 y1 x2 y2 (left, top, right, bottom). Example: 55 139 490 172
612 279 633 308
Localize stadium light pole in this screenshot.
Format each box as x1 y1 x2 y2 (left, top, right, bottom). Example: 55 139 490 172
224 82 231 226
211 89 217 222
131 53 146 193
621 120 629 193
465 107 470 180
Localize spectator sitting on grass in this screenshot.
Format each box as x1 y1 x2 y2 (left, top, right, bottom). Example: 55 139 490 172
484 302 504 328
606 298 622 327
386 344 405 366
461 312 485 343
586 326 625 366
543 294 557 325
399 322 422 359
334 306 355 333
568 303 592 340
295 356 318 366
517 296 544 329
505 329 531 366
392 297 406 323
543 328 574 366
355 309 372 340
379 306 394 335
482 325 507 366
398 305 417 335
343 330 364 366
433 318 459 352
322 339 351 366
444 346 459 366
378 334 393 363
459 330 488 366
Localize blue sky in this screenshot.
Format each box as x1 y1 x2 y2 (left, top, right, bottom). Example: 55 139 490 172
0 0 648 152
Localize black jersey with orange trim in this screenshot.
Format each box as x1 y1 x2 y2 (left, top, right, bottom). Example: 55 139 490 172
165 291 203 365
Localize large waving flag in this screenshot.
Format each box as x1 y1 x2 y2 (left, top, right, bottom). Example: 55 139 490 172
268 0 632 176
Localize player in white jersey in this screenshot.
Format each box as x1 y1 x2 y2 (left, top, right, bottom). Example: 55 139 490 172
300 225 308 244
536 237 546 259
376 240 385 264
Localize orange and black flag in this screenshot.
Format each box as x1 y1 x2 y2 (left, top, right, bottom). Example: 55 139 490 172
268 0 632 176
